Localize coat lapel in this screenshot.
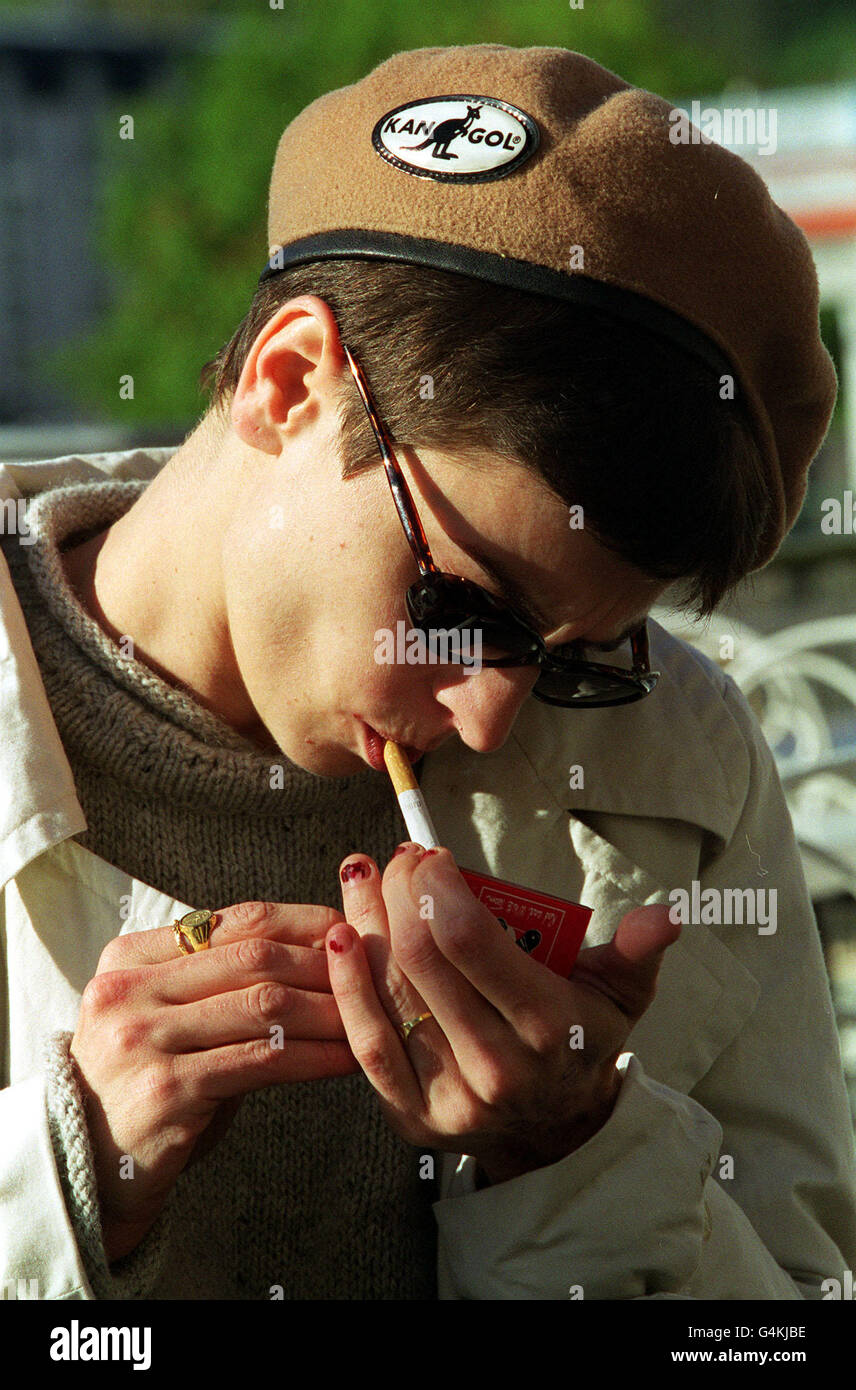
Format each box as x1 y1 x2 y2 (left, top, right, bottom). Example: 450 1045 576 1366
568 816 760 1094
424 681 761 1099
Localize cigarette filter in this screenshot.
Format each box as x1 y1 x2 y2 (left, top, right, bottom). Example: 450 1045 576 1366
383 740 440 849
382 740 591 977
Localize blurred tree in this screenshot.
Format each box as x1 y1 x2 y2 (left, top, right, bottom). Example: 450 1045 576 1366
35 0 853 424
662 0 856 86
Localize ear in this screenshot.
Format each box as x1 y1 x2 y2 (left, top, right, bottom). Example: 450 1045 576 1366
230 295 346 455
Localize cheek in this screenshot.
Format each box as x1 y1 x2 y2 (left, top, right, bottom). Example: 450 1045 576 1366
341 610 455 716
225 495 431 697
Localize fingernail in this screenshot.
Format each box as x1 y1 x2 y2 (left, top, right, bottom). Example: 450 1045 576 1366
340 861 370 883
393 842 423 857
328 930 352 954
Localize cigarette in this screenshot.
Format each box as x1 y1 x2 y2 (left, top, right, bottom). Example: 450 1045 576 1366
383 741 441 850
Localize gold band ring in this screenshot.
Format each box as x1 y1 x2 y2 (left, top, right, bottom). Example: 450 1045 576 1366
398 1011 433 1042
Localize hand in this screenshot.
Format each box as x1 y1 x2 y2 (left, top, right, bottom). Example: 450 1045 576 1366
327 846 680 1186
70 901 356 1260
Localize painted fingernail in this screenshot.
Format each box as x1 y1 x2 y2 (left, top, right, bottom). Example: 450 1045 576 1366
328 930 352 954
393 842 423 857
422 849 440 857
340 861 370 883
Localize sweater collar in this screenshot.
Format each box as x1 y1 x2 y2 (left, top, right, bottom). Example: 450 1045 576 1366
0 467 390 885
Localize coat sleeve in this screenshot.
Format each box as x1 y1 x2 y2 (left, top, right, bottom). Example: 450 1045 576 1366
42 1030 173 1299
0 1072 94 1299
0 869 171 1299
0 877 90 1298
0 1032 173 1300
433 677 856 1300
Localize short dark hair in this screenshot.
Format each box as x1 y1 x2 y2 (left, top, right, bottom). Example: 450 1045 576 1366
200 259 772 620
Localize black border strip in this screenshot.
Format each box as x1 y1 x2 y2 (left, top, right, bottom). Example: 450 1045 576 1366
258 229 735 379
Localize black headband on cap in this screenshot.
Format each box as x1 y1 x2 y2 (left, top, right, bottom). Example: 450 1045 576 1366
258 229 736 381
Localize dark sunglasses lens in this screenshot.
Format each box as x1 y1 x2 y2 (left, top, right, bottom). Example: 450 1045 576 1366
407 578 656 705
407 580 537 658
533 668 651 706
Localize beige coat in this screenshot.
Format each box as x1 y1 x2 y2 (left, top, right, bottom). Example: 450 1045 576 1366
1 449 855 1300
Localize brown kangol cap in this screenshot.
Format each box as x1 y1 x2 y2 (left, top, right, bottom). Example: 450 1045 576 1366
264 44 837 570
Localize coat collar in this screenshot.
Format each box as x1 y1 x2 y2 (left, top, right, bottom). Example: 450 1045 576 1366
506 622 750 842
421 618 750 860
0 543 87 887
420 698 759 1095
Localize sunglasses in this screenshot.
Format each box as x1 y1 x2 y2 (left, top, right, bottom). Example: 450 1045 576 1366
342 344 660 708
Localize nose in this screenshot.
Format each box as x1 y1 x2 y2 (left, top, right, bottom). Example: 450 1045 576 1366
433 664 539 754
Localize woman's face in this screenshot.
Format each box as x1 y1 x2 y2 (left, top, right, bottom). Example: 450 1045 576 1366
217 416 666 778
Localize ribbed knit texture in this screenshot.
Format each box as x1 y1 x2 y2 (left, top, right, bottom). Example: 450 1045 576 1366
2 479 438 1299
43 1029 175 1300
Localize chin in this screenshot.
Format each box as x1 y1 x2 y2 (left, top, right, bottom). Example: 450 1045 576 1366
274 735 368 779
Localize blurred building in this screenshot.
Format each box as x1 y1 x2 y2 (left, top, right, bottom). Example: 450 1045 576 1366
0 11 205 450
672 83 856 531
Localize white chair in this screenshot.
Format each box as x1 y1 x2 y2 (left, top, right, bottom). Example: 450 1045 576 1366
654 610 856 903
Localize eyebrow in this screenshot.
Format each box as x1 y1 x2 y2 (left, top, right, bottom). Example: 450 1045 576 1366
463 544 643 648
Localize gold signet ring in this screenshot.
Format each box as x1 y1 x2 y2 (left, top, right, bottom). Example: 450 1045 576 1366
172 909 216 955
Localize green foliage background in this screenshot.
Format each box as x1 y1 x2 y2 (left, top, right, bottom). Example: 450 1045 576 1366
17 0 854 425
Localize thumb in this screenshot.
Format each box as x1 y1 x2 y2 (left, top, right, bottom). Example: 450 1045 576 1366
612 903 682 966
575 904 681 1023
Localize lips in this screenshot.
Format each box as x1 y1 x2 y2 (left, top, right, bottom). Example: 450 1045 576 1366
363 723 386 770
362 721 424 770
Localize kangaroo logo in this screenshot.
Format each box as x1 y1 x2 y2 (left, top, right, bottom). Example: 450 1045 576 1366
401 103 483 160
373 94 539 184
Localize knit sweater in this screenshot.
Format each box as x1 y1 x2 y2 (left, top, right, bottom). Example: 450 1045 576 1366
1 478 439 1300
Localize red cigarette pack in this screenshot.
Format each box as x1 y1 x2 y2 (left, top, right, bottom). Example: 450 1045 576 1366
459 868 591 978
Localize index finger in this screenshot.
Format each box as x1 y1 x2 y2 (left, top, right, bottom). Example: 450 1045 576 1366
103 901 343 969
384 850 565 1031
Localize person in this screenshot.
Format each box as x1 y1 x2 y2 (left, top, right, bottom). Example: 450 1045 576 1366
1 43 854 1302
